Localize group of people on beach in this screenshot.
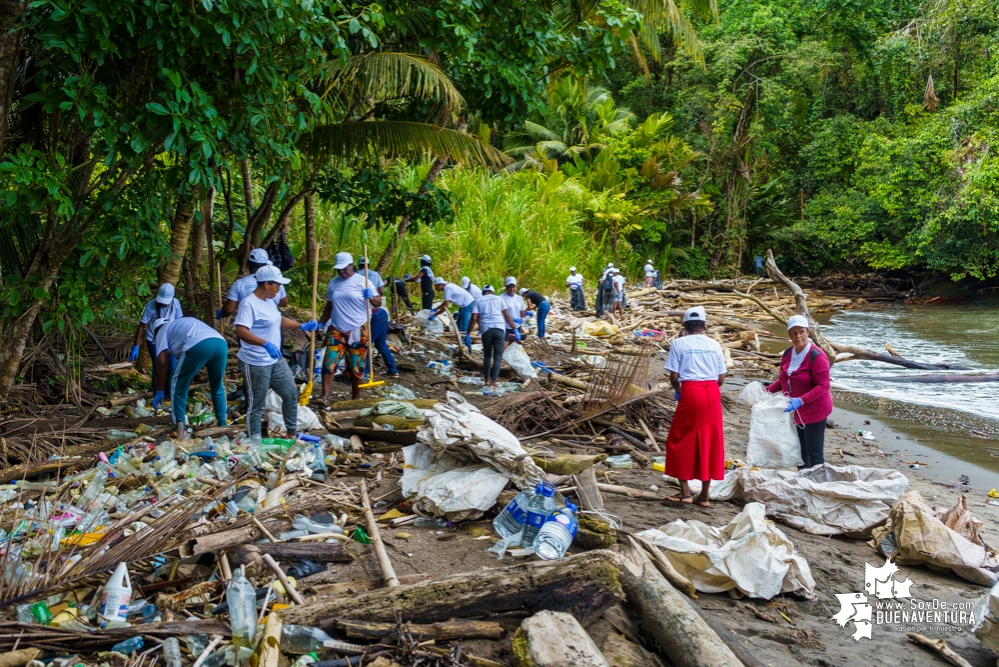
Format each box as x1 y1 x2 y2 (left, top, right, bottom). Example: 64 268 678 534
129 248 833 506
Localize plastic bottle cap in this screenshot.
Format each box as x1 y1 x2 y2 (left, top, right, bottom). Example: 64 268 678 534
565 501 577 512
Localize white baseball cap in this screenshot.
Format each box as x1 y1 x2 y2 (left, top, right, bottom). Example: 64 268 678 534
607 263 614 268
248 248 271 264
787 315 810 331
482 284 495 293
519 288 528 295
569 266 576 272
150 317 170 336
683 306 706 322
504 276 517 286
357 256 368 266
420 254 432 263
647 259 653 263
433 276 446 285
333 252 353 270
155 283 175 305
255 265 291 285
460 277 470 289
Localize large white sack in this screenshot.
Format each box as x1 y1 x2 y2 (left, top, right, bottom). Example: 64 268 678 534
502 342 538 378
637 502 815 599
401 443 509 521
974 581 999 654
739 381 801 468
263 389 322 432
415 309 446 332
676 463 908 536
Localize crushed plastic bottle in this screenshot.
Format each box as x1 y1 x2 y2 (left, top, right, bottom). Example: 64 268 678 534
111 636 144 655
227 566 258 649
107 429 139 440
493 488 532 538
163 637 181 667
520 482 557 548
533 502 579 560
293 515 342 535
76 468 107 508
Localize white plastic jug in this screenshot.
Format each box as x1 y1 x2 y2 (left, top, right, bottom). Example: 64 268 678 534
99 562 132 627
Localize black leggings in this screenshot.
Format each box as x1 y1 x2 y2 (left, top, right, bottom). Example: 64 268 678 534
482 328 505 382
796 419 826 469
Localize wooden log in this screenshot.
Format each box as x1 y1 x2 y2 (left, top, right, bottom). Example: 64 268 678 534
232 542 354 564
601 425 650 452
632 534 695 597
327 427 418 446
262 553 306 605
616 539 743 667
906 633 973 667
687 603 768 667
282 550 623 630
334 618 504 641
512 611 609 667
178 519 294 557
255 612 283 667
360 478 400 587
0 648 40 667
598 484 662 501
637 418 659 452
548 372 588 390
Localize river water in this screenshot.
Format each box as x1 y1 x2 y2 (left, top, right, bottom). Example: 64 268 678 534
776 295 999 488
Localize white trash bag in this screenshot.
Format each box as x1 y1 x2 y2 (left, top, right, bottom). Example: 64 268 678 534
739 381 801 468
416 309 445 333
502 342 537 378
263 389 322 432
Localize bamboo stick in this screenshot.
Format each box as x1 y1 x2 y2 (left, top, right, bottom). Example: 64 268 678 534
251 516 278 543
359 478 400 587
261 553 306 605
192 635 224 667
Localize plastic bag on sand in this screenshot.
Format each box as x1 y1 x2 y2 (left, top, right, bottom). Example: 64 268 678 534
359 400 423 420
404 393 546 519
870 491 998 586
974 582 999 654
416 309 445 333
581 321 619 337
739 381 801 468
674 463 908 536
503 343 537 378
637 502 815 599
263 389 322 432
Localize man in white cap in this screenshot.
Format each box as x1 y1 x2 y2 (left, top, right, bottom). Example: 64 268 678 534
458 277 482 334
356 256 384 296
219 247 289 318
662 306 726 508
404 254 435 311
429 277 475 335
234 265 319 439
565 267 585 311
130 282 183 398
150 316 229 439
318 252 379 400
499 277 527 343
644 259 656 287
611 268 626 316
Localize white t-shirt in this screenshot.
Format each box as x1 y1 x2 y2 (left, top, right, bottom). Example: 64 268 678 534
155 317 224 359
466 284 483 300
140 299 183 342
473 294 507 331
326 272 369 332
665 334 726 382
613 275 626 291
443 283 475 307
227 274 287 305
644 263 655 277
566 274 583 289
357 269 384 291
499 293 526 320
235 294 283 366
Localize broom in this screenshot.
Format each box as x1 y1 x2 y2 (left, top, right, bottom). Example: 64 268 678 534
299 245 321 405
358 243 385 390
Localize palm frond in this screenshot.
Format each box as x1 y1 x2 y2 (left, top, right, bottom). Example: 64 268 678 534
626 0 707 65
314 53 465 120
303 121 512 170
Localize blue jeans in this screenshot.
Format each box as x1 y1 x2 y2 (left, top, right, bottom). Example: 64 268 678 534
536 300 550 338
457 304 474 333
370 308 398 375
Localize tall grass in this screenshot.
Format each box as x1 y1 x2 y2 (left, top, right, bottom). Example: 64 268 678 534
287 165 624 302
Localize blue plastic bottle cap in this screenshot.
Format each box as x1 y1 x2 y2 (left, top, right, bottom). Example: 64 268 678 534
538 483 555 498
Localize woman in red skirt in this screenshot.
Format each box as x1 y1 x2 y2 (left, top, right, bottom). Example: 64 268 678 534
663 307 727 507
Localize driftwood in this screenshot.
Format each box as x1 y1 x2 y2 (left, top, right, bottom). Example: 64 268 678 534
335 618 504 641
616 539 743 667
327 427 418 446
360 478 400 587
0 649 40 667
256 613 283 667
262 553 305 605
283 550 623 631
907 633 973 667
232 542 354 564
512 611 609 667
178 519 294 557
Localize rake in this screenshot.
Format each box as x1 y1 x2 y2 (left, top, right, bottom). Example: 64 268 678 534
358 243 385 390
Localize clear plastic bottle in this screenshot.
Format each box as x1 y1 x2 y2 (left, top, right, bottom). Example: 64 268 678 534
310 444 327 480
162 636 182 667
520 482 556 548
226 566 258 649
213 459 230 480
493 487 533 538
293 515 342 535
76 468 108 509
280 624 366 655
111 636 144 655
533 502 579 560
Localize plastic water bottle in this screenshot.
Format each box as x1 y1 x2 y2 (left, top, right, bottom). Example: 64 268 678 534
76 468 107 508
533 502 579 560
227 566 258 649
111 636 144 655
520 482 557 548
492 488 533 538
163 637 182 667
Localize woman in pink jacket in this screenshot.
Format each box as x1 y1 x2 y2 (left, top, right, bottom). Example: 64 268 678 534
766 315 833 468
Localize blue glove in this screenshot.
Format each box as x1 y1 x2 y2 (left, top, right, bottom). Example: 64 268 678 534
300 320 320 332
362 287 375 299
404 273 411 280
152 390 165 410
428 313 437 321
525 312 534 319
128 345 140 363
215 309 223 319
514 330 522 342
785 397 803 412
263 342 282 360
674 392 681 402
513 317 524 325
464 334 472 348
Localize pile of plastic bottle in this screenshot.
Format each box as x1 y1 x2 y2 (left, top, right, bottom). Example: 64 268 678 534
490 481 579 560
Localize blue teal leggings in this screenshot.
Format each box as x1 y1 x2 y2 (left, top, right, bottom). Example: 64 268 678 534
536 300 550 338
169 338 228 427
